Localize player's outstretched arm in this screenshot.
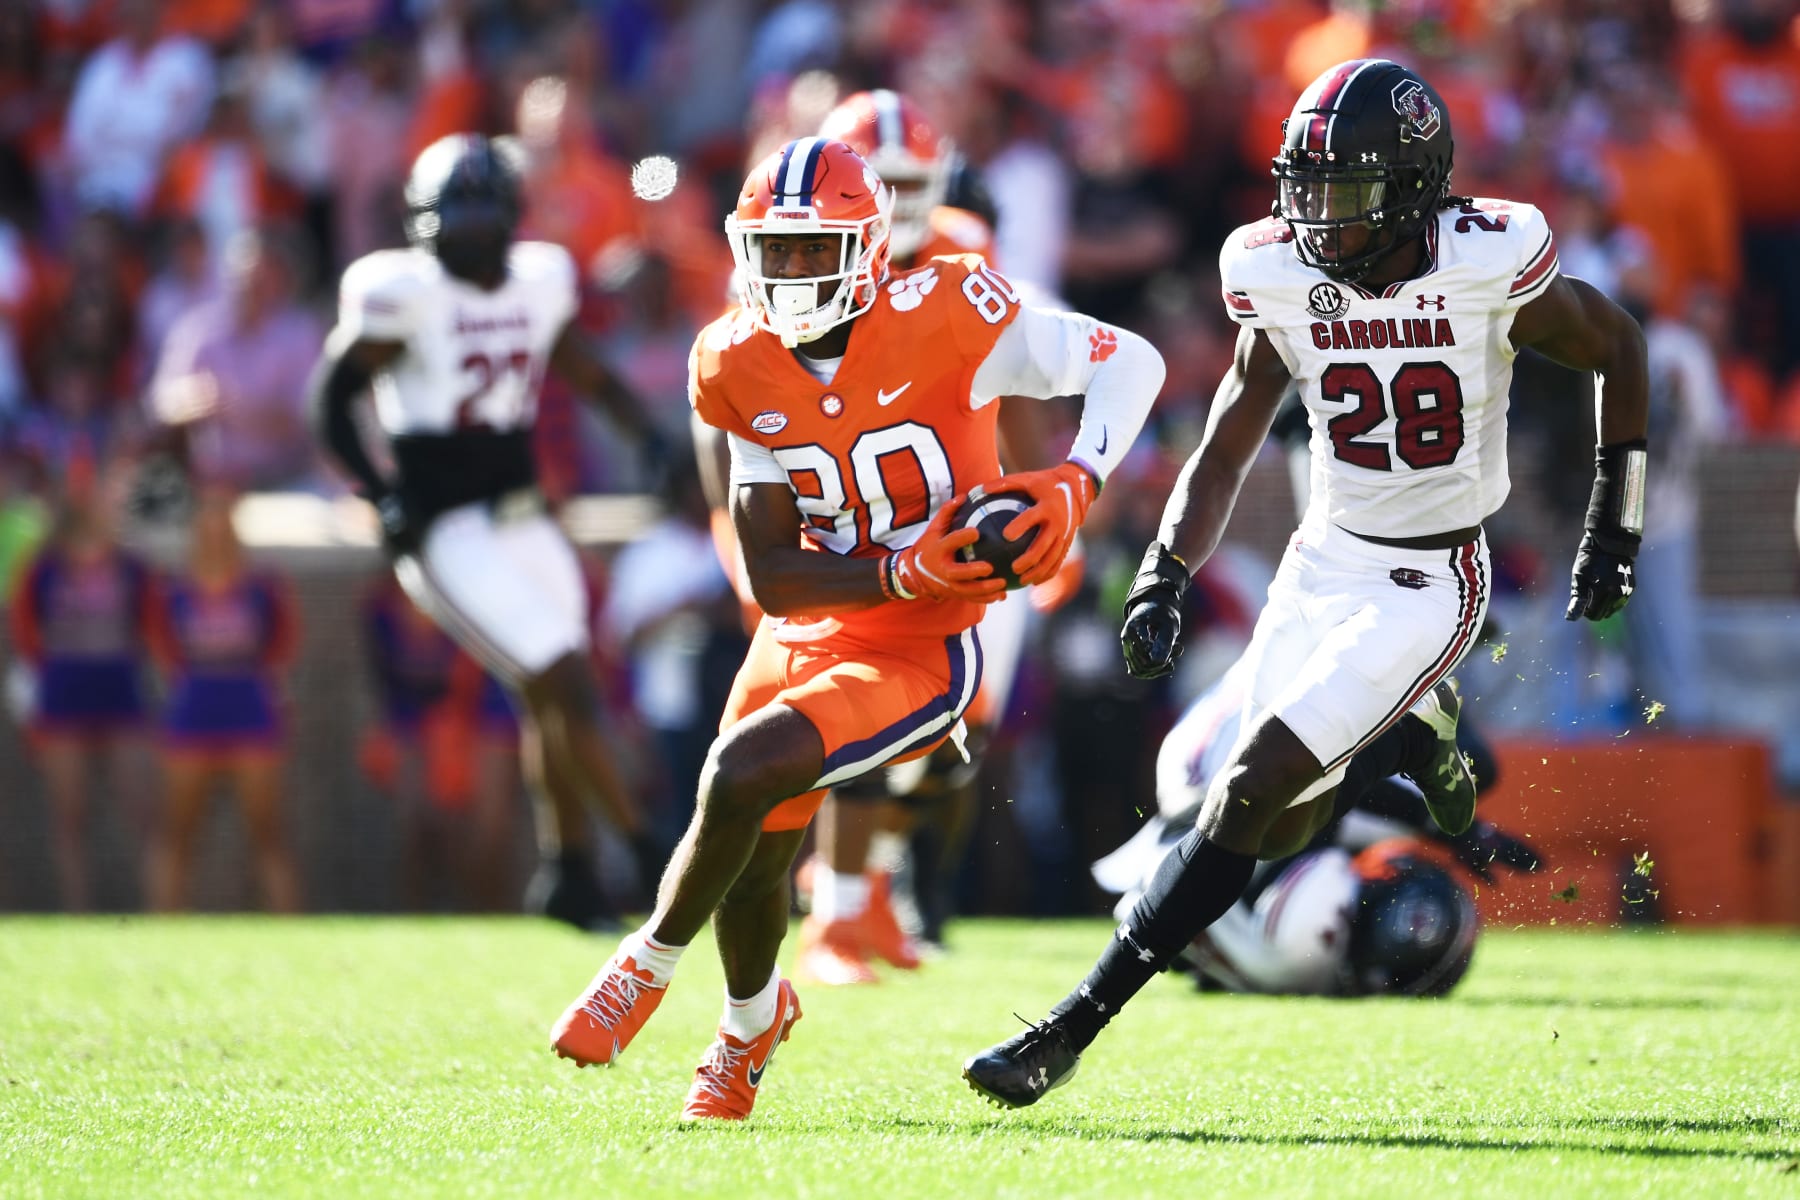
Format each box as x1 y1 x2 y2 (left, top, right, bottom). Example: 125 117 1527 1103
1158 325 1293 568
1120 326 1288 679
972 305 1166 586
1510 276 1650 621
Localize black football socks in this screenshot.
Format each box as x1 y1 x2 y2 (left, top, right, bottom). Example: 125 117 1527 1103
1049 830 1257 1052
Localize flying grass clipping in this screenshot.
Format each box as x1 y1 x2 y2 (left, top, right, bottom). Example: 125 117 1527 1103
631 155 679 201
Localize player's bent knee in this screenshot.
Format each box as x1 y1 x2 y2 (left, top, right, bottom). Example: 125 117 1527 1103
699 714 825 825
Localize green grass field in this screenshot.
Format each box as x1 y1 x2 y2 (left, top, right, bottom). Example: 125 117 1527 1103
1 919 1794 1199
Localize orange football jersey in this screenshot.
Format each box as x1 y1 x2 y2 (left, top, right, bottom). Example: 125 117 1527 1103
690 254 1022 638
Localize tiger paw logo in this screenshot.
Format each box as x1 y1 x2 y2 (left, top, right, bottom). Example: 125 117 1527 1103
886 268 939 312
1089 328 1118 363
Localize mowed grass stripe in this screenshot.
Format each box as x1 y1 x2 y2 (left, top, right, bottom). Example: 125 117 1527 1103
0 920 1794 1199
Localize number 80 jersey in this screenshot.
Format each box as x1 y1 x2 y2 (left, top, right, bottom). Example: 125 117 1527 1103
334 242 578 435
1220 199 1559 539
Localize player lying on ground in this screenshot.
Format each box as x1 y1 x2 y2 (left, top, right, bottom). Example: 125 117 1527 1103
309 134 662 928
1092 657 1540 997
965 57 1648 1108
549 136 1163 1121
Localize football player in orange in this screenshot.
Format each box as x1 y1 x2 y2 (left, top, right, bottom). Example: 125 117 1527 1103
785 88 1040 985
550 136 1164 1121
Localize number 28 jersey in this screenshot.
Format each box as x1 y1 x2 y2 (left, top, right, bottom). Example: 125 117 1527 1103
1220 200 1560 538
334 242 578 435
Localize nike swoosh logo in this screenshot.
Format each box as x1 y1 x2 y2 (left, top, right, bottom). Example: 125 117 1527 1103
745 1002 791 1087
1097 426 1108 455
877 381 913 406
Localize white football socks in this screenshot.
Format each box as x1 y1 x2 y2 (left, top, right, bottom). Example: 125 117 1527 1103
813 867 870 923
617 926 686 987
722 967 782 1042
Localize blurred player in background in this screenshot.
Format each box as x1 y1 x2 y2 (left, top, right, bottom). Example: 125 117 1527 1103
309 134 662 929
1092 657 1541 998
146 488 301 912
553 136 1162 1121
9 453 156 911
966 58 1649 1108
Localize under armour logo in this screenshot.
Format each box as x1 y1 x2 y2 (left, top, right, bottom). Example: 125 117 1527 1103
1028 1067 1049 1091
1416 294 1446 311
1618 563 1634 596
1360 152 1380 163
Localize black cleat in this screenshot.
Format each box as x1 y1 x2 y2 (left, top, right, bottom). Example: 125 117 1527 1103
1404 678 1477 836
962 1018 1080 1109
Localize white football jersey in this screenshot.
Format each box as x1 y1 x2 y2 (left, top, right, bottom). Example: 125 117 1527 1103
1219 200 1560 538
335 242 578 436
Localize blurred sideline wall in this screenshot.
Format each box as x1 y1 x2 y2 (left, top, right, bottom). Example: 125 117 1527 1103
0 453 1796 922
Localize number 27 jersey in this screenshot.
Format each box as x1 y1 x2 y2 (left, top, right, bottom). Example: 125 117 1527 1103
1220 200 1560 538
334 242 578 435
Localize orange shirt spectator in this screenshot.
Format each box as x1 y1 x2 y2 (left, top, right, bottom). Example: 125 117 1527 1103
160 0 252 47
1597 84 1741 316
1681 16 1800 225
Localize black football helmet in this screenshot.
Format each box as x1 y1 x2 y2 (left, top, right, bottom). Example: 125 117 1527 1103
1346 848 1477 996
404 134 523 284
1272 59 1454 284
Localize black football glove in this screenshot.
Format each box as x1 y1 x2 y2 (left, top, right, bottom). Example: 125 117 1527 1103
1566 530 1637 621
374 491 424 558
1442 819 1544 884
1566 439 1646 622
1120 541 1190 680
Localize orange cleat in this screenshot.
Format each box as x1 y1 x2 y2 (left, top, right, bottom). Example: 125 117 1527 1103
859 871 922 970
793 916 878 986
680 979 803 1121
550 953 667 1067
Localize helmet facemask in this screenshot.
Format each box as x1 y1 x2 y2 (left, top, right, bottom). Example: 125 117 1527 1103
1274 156 1434 284
727 198 892 348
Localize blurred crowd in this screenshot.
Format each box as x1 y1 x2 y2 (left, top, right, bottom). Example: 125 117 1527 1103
2 0 1798 913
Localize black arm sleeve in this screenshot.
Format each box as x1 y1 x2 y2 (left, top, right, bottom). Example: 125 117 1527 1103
307 346 390 500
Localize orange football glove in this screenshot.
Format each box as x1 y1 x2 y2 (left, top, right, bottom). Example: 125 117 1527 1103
990 462 1098 586
888 498 1008 604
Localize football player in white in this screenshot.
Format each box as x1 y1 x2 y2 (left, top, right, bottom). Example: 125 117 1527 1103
308 134 660 928
966 58 1649 1108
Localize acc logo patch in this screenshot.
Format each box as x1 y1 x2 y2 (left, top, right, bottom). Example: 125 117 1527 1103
1392 81 1443 142
1306 282 1350 321
751 410 789 435
886 267 939 312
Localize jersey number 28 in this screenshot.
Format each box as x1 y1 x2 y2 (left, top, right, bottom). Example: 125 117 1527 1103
1323 361 1465 471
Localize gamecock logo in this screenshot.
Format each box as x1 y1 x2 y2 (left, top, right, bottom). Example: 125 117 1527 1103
1392 81 1443 142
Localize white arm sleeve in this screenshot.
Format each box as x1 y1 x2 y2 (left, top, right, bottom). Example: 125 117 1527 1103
969 304 1164 485
727 433 788 487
